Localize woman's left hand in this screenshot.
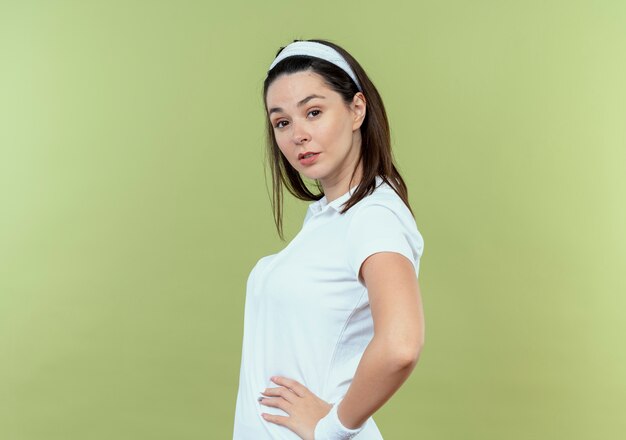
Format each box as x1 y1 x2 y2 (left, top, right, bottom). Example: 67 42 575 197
259 376 332 440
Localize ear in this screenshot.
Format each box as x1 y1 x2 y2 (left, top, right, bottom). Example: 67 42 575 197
351 92 367 131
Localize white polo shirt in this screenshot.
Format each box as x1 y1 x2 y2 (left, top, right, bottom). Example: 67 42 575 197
233 175 424 439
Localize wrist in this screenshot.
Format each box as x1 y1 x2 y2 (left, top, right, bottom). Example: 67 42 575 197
314 397 367 440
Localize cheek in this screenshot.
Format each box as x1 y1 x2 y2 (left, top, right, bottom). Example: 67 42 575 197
275 138 294 162
273 132 287 150
324 117 350 140
276 139 287 152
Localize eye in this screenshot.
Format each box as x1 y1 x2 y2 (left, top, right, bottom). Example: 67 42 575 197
274 120 289 129
308 109 321 118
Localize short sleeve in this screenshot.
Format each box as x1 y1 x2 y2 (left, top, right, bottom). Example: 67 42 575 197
346 202 424 283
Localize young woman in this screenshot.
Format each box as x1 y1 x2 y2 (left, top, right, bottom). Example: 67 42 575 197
233 39 425 440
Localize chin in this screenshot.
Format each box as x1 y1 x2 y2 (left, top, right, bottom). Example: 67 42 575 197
299 169 326 181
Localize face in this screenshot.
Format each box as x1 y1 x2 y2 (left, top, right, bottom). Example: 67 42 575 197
265 70 366 188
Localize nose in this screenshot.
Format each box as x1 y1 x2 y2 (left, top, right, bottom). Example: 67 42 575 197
292 121 310 145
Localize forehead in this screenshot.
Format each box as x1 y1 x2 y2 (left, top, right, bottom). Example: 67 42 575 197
266 71 334 107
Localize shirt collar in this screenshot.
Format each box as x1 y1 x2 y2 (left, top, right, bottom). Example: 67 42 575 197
307 176 384 215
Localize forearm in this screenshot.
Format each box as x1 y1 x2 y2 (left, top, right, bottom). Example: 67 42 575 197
336 336 419 429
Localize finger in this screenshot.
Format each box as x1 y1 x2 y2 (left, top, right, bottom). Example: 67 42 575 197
259 396 292 412
261 412 290 427
271 376 308 398
261 387 297 403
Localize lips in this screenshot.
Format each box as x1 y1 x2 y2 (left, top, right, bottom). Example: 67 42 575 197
298 151 319 160
298 152 320 166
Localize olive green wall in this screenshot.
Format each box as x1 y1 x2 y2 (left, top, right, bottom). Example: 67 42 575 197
1 1 624 439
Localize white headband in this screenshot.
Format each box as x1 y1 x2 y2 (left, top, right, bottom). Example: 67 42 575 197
268 41 363 91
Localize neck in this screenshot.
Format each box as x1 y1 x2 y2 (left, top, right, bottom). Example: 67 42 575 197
321 161 364 203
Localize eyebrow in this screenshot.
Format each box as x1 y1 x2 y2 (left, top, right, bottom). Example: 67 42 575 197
268 94 326 115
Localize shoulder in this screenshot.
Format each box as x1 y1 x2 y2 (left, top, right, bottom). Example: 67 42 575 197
346 180 420 243
346 179 424 255
344 180 425 279
349 180 413 223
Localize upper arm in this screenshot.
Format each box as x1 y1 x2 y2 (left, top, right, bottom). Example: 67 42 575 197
360 251 425 362
345 200 425 361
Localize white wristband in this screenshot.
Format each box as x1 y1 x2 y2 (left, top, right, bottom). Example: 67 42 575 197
314 397 367 440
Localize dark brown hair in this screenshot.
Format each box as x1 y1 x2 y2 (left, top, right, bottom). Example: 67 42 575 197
263 38 413 240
